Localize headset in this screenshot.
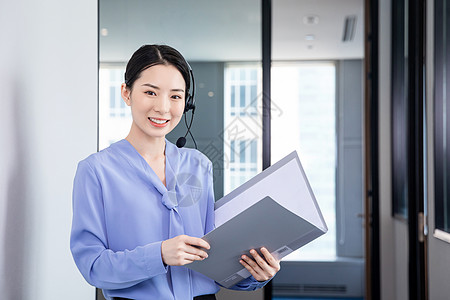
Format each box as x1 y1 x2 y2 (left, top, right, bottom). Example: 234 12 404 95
184 64 196 113
176 63 197 149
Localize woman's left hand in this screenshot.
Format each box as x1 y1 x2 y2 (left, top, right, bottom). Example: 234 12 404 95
239 247 281 282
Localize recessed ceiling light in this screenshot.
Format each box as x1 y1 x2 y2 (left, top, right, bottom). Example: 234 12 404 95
303 15 319 25
305 34 315 41
100 28 108 37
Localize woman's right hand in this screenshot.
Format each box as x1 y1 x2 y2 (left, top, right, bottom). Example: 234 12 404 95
161 235 210 266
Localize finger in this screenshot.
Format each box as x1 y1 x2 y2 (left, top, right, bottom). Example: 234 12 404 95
249 249 277 279
184 236 211 250
185 245 209 259
239 258 263 281
249 249 279 279
239 258 268 282
249 249 270 269
184 252 208 262
260 247 281 270
176 255 204 266
241 254 264 275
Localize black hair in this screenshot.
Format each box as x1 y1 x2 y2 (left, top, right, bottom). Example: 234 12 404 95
124 45 191 98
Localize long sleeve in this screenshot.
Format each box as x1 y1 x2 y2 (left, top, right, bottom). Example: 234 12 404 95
70 160 167 290
70 140 243 298
227 277 271 291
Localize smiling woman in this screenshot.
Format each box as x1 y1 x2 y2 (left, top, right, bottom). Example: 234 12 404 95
71 44 279 300
97 1 271 299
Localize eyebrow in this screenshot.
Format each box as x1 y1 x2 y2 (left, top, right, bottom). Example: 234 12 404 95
141 83 185 93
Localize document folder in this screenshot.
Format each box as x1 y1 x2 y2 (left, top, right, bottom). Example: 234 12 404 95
187 151 328 288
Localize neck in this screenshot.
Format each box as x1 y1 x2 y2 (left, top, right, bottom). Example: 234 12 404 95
125 123 166 160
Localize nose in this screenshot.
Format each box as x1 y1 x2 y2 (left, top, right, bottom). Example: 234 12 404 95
153 95 170 113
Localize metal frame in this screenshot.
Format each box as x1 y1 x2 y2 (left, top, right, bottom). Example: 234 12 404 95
261 0 272 299
407 0 426 299
434 0 450 242
364 0 380 299
389 0 427 298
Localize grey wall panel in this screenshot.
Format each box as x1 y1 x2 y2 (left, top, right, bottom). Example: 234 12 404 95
167 62 225 200
378 0 396 298
336 59 364 258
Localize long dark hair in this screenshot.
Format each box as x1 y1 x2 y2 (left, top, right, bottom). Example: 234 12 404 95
124 45 190 98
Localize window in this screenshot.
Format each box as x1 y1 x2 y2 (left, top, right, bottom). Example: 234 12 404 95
228 67 259 117
224 63 337 260
271 62 337 260
224 64 263 193
99 65 131 150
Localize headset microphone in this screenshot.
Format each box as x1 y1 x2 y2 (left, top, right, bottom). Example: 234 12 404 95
177 64 197 149
176 108 196 148
176 137 187 148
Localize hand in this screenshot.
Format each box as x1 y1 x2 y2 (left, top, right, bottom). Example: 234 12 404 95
161 235 210 266
239 247 281 282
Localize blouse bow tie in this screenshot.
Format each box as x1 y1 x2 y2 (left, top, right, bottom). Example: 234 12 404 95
161 190 178 210
159 179 193 299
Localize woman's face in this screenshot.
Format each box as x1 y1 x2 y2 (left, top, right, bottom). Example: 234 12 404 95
122 64 186 140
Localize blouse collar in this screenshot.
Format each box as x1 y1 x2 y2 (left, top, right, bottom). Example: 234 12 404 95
111 139 181 209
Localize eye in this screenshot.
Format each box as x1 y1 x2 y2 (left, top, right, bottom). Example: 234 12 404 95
145 91 156 96
171 94 182 100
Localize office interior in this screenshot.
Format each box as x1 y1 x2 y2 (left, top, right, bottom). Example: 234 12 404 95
0 0 448 300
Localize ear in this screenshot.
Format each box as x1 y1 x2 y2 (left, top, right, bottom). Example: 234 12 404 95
121 83 132 106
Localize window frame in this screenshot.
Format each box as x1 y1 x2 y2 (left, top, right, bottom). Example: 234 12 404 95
433 0 450 241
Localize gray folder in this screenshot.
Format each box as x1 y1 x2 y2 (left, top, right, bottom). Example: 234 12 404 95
187 196 324 287
187 151 327 288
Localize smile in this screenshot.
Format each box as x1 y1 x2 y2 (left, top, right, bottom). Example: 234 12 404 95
148 117 170 127
149 117 169 124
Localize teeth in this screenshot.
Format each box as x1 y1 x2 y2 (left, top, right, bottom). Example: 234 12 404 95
149 117 168 124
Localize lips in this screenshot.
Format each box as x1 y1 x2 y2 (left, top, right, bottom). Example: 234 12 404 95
148 117 170 127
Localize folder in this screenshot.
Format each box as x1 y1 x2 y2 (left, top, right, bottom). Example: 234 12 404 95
186 151 328 288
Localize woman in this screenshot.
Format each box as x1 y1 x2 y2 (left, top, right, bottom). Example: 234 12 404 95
70 44 280 300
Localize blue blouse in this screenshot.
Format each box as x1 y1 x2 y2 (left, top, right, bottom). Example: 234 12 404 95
70 139 266 300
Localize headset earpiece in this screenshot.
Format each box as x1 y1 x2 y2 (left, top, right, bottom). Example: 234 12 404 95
184 94 196 113
184 66 196 113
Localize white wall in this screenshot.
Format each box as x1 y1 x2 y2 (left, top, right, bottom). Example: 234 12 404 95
0 0 97 299
378 0 396 299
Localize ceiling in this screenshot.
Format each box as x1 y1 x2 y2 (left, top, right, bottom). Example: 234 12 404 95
99 0 364 62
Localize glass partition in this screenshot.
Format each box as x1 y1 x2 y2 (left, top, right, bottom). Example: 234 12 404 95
272 0 364 261
99 0 262 200
434 0 450 238
391 0 409 220
271 62 337 259
99 1 366 298
271 0 365 298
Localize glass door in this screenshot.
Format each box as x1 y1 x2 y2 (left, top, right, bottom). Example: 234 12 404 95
270 0 365 298
98 1 264 299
